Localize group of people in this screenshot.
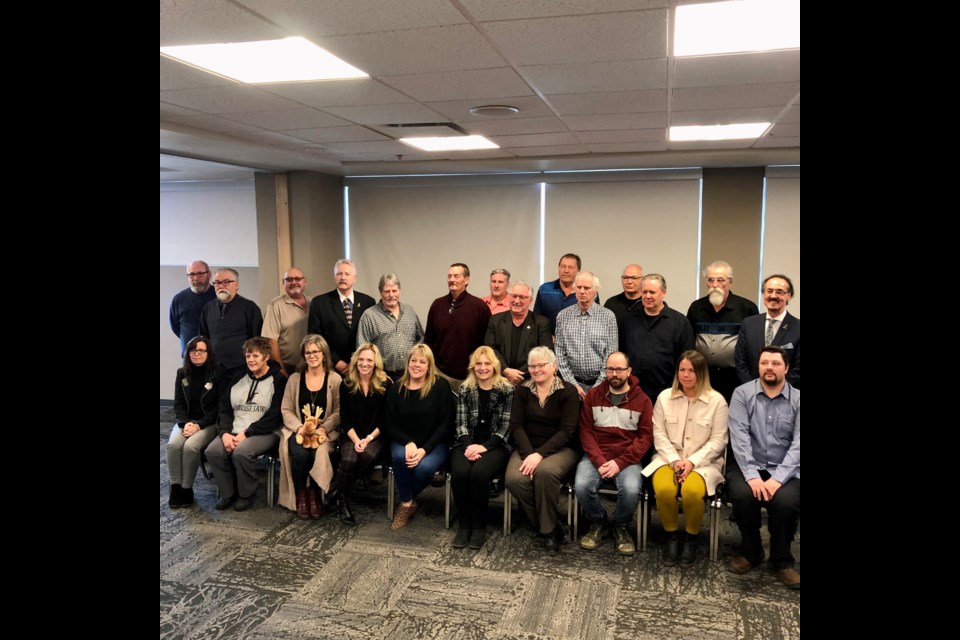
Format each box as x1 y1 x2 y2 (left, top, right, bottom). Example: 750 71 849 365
166 255 799 589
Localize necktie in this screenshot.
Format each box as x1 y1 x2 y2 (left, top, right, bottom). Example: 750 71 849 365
343 298 354 327
765 317 776 345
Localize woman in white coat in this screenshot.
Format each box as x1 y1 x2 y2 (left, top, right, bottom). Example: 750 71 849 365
644 350 728 566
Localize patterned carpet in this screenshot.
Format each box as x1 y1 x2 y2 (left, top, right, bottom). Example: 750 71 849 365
160 407 800 639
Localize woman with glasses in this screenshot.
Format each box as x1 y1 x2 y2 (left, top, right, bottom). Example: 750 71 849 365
451 346 514 550
167 336 223 508
644 350 728 566
205 337 286 511
385 344 454 530
505 346 580 554
279 335 342 520
328 343 392 526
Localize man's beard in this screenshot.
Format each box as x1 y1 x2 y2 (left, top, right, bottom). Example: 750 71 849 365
708 288 724 306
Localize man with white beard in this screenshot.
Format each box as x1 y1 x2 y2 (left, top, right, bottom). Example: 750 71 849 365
686 261 758 402
199 268 264 379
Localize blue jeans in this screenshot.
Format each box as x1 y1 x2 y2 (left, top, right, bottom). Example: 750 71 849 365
391 442 449 503
574 455 643 525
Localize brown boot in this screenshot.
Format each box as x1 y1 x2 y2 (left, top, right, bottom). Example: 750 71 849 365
308 487 323 520
296 489 309 520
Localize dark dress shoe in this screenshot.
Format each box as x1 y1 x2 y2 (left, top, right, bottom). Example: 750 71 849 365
663 532 681 566
296 489 309 520
215 495 237 510
169 484 184 508
679 533 697 565
544 526 564 555
452 527 471 548
307 488 323 519
338 497 357 526
468 527 487 550
233 496 253 511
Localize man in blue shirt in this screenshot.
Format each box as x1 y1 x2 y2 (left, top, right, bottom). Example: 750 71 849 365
169 260 216 355
534 253 598 335
727 346 800 589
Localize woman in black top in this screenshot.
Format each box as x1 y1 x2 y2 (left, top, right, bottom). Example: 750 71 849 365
167 336 222 508
451 346 514 550
330 343 392 525
384 344 453 530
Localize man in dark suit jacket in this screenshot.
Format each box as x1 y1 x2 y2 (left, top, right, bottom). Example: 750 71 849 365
484 281 551 385
307 259 376 376
735 274 800 389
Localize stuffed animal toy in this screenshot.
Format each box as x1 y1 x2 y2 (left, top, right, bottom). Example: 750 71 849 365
296 404 326 448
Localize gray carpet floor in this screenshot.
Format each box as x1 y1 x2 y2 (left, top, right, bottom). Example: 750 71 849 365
160 407 799 639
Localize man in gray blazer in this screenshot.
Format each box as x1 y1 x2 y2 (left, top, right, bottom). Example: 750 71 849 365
735 275 800 389
484 281 551 385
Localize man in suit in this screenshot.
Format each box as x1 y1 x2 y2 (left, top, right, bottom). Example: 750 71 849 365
484 281 551 385
307 259 376 376
734 274 800 389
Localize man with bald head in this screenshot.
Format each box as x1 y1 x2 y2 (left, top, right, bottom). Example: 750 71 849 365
604 264 645 332
169 260 217 355
199 268 263 378
555 272 619 399
262 267 311 377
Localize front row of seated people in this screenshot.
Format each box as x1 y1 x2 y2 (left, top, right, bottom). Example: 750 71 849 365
167 338 799 586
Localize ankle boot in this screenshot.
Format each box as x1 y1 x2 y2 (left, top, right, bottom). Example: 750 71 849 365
180 486 194 506
663 531 681 566
296 489 309 520
679 532 697 565
308 487 323 519
169 484 183 508
338 494 357 526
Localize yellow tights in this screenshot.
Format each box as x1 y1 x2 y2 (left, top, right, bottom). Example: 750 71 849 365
652 465 707 534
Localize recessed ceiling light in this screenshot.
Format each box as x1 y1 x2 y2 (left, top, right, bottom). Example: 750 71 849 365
469 105 520 117
670 123 771 141
160 37 368 83
399 136 499 151
675 0 799 57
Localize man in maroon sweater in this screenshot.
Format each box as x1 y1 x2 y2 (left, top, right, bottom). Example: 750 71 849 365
575 352 653 555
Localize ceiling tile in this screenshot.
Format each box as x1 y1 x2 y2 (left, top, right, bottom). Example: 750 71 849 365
226 108 351 130
668 139 755 151
463 116 568 136
285 126 391 144
160 101 206 118
546 89 665 115
491 132 580 147
262 79 413 108
562 113 665 131
675 50 801 88
779 105 800 124
316 25 506 76
509 144 590 156
754 136 800 148
425 96 555 121
584 141 667 152
325 140 413 154
521 59 666 93
237 0 467 36
160 85 306 114
673 83 800 111
575 129 665 144
160 56 237 91
381 68 534 102
319 103 446 124
482 10 667 65
766 123 800 138
670 107 781 126
161 114 268 136
160 0 287 45
461 0 666 21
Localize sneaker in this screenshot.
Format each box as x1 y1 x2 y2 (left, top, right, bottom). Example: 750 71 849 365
391 503 418 530
776 567 801 590
215 495 237 510
452 527 471 548
728 556 755 575
579 522 609 550
612 524 635 556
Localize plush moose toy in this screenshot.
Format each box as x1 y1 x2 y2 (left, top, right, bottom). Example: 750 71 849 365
296 404 326 448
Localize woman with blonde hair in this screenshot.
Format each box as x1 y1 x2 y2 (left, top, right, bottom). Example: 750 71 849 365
451 346 514 550
384 344 453 529
643 350 728 565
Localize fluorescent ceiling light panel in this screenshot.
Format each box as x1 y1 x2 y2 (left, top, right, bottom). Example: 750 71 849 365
670 123 770 141
399 136 499 151
675 0 800 56
160 37 368 83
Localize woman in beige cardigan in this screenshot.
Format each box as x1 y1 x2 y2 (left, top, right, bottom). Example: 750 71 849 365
643 350 728 566
279 335 342 519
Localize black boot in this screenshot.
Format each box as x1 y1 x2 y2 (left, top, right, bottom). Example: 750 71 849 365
663 531 681 566
338 494 357 526
452 517 471 548
468 524 487 550
169 484 183 508
180 486 195 507
679 532 697 566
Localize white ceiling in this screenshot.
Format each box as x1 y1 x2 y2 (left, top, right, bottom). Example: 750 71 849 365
160 0 800 181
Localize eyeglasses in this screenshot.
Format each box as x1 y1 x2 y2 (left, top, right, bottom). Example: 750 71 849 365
706 277 728 285
509 294 531 300
212 280 236 287
283 276 305 283
189 348 208 354
528 362 551 370
604 367 629 374
187 271 209 278
304 350 324 358
763 288 789 296
621 275 641 281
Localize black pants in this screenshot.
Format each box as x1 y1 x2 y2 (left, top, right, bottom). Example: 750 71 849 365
450 445 510 528
726 462 801 568
334 439 384 499
288 437 318 490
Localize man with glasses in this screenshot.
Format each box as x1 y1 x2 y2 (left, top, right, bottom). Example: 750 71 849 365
555 272 618 399
575 352 653 555
262 267 311 377
199 268 263 379
604 264 644 332
169 260 217 355
481 268 512 316
484 281 551 385
735 275 800 388
686 261 759 401
308 259 376 376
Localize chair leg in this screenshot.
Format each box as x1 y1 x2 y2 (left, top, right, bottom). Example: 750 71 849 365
444 473 452 530
199 455 210 480
503 491 511 536
572 492 579 540
267 457 276 508
387 466 395 520
640 489 649 552
709 495 721 561
567 485 575 542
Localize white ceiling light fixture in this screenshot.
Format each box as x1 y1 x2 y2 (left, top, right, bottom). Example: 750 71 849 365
675 0 800 57
670 123 771 141
160 37 368 83
399 136 499 152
